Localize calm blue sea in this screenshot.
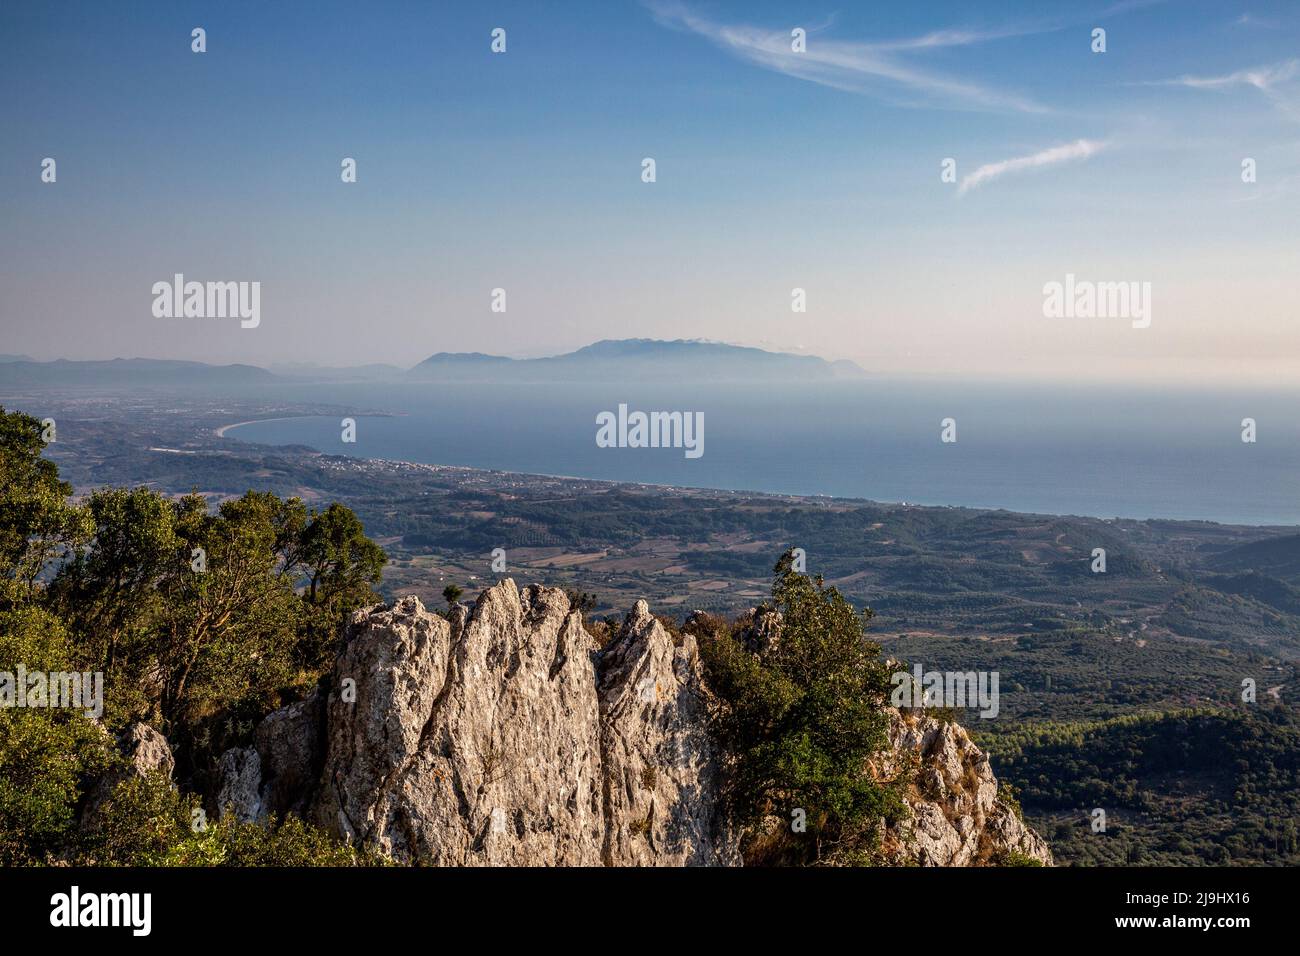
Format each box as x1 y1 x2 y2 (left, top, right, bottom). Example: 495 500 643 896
227 381 1300 526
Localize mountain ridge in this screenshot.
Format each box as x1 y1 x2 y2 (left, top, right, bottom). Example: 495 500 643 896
0 358 276 386
407 338 867 383
1 340 864 387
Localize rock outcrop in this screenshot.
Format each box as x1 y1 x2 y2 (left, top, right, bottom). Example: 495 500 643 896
877 710 1053 866
597 600 733 864
219 581 736 865
217 581 1050 866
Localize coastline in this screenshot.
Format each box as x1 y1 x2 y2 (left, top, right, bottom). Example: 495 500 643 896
210 411 1289 530
209 418 1300 530
214 416 313 439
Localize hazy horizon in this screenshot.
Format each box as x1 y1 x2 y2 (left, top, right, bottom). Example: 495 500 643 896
3 1 1299 386
12 339 1300 391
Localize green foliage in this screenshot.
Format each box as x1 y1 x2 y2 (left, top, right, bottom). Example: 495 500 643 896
564 589 598 616
77 772 197 866
697 550 906 865
0 607 113 864
442 583 464 607
80 772 380 867
998 779 1025 822
42 484 386 777
0 408 88 610
982 706 1300 866
294 502 387 668
0 406 388 865
998 850 1045 867
167 813 387 867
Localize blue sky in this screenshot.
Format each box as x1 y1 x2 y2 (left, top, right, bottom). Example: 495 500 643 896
2 0 1297 384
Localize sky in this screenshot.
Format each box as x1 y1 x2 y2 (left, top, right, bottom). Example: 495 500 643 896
1 0 1298 385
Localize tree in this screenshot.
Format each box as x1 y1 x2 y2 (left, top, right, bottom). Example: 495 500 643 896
0 607 113 863
156 491 303 733
565 589 598 615
48 488 386 779
443 584 464 608
293 502 386 668
697 549 905 864
0 408 88 610
51 487 179 676
0 416 391 863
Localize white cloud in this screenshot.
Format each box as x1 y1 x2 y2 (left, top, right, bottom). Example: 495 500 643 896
958 139 1108 195
1160 59 1298 92
1150 59 1300 122
645 2 1047 113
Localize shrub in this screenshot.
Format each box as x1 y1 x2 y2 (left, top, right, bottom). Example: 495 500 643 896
698 550 907 865
0 607 113 864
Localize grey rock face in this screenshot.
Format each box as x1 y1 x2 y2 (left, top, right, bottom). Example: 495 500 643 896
219 582 735 864
878 710 1053 866
120 721 175 779
598 601 738 865
216 746 264 822
217 693 323 823
315 586 606 864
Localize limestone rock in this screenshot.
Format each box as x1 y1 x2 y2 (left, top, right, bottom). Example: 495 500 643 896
217 693 324 823
215 583 1049 867
877 709 1053 866
598 600 738 865
312 586 606 864
216 746 263 822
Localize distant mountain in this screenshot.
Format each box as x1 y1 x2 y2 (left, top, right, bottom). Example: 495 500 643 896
269 362 405 382
0 354 34 363
407 339 866 383
2 340 866 388
0 358 276 387
408 352 515 374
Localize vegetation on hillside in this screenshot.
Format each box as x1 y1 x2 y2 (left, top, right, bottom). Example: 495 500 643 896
6 400 1297 867
0 407 384 864
981 707 1300 866
693 550 908 865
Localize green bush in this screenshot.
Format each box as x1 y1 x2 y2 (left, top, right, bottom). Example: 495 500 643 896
697 550 907 865
0 607 113 864
80 772 383 867
0 405 389 866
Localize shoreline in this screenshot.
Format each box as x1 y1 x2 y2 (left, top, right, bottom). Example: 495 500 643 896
214 416 313 438
216 410 402 439
210 416 1299 531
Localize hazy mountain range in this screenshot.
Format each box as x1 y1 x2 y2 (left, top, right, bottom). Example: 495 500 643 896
0 357 274 386
0 340 866 387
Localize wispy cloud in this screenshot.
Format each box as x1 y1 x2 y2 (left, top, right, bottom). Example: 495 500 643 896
645 2 1048 113
868 24 1047 52
958 139 1108 195
1233 13 1279 28
1158 59 1298 92
645 0 1166 113
1147 58 1300 121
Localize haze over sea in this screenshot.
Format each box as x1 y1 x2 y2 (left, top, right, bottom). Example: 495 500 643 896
226 381 1300 527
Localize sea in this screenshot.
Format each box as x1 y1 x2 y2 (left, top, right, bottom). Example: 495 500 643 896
224 380 1300 526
